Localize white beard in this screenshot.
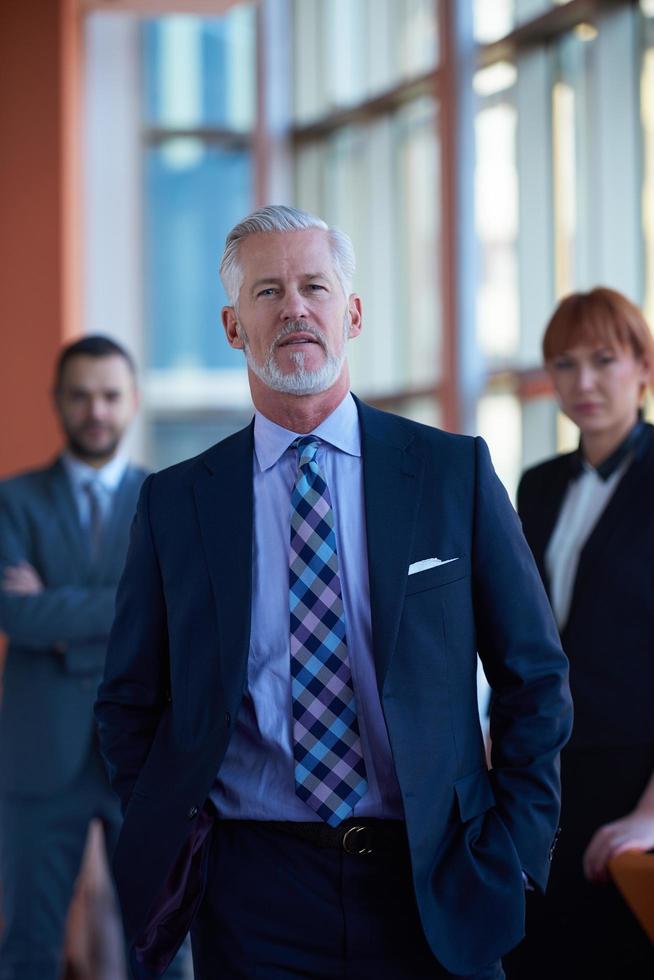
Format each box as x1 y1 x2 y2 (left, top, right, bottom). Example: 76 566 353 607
238 317 349 395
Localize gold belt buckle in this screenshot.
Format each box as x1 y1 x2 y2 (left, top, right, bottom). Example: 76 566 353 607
342 825 373 855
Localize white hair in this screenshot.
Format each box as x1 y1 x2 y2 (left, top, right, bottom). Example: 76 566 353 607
219 205 356 307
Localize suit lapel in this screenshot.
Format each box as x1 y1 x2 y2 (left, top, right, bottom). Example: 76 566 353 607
357 401 424 689
529 463 571 595
192 424 254 703
570 431 654 611
44 460 90 574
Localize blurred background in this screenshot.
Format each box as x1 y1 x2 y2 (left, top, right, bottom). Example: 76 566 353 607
2 0 654 498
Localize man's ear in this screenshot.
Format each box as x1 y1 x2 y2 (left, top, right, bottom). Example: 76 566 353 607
222 307 244 349
347 295 363 339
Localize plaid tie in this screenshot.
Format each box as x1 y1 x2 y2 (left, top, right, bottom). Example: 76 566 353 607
289 436 368 826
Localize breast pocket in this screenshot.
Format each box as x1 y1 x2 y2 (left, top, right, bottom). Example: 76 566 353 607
405 555 469 596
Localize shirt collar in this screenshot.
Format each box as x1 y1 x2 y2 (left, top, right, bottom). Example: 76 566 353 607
61 451 128 493
254 392 361 472
569 418 646 482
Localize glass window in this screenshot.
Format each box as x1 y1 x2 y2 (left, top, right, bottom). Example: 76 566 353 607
396 0 439 79
394 98 441 387
293 0 439 123
149 411 252 470
141 7 256 379
296 95 439 399
324 0 368 110
474 0 515 43
476 390 522 499
142 10 256 131
293 0 324 123
552 29 596 296
380 396 442 428
474 84 519 361
144 142 252 370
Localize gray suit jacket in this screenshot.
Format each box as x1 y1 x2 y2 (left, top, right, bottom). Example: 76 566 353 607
0 458 147 797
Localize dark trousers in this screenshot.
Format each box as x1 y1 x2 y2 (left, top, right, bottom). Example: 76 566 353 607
0 745 189 980
190 820 504 980
0 745 123 980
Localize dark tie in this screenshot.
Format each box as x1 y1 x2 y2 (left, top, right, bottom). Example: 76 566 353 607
289 436 368 826
83 479 105 561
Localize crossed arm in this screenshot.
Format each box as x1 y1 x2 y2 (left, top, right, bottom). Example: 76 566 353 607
3 560 44 596
0 497 116 647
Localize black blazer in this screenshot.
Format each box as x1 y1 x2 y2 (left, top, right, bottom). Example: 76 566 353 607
517 423 654 749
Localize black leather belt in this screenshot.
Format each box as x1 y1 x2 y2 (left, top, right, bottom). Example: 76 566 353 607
258 818 407 856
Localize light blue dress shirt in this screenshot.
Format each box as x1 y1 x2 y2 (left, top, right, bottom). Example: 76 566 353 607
210 393 403 821
61 451 128 534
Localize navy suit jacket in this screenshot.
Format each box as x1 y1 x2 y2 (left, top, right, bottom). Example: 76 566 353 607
0 458 147 796
96 400 572 975
517 423 654 749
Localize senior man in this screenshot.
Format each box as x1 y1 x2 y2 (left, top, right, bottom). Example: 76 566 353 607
96 206 572 980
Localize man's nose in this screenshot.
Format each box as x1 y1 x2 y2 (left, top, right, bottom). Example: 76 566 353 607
280 290 308 321
89 397 109 418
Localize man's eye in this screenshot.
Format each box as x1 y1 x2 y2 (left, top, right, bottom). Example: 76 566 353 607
307 283 326 292
552 360 573 370
256 288 277 298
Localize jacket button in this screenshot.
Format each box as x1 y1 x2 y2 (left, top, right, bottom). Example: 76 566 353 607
188 805 199 819
225 712 231 727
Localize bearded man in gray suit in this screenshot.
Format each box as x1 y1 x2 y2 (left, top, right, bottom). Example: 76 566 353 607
0 336 145 980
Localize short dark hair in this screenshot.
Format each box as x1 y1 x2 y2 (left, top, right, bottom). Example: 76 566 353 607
55 335 137 389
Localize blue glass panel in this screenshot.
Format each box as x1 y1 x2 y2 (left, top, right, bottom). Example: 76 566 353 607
142 10 256 130
144 142 252 370
150 412 253 470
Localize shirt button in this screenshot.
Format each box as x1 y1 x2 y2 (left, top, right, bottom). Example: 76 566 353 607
188 805 199 819
224 712 231 727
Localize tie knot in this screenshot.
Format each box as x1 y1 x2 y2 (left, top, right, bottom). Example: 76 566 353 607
293 436 321 467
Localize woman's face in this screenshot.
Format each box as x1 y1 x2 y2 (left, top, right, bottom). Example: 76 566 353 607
547 341 650 439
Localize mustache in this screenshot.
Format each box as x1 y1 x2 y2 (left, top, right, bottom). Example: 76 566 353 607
271 321 327 352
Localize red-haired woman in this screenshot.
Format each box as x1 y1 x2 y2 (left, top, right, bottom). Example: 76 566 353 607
508 287 654 978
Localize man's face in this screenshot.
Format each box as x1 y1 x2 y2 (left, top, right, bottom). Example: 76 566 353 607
54 354 138 464
222 229 362 396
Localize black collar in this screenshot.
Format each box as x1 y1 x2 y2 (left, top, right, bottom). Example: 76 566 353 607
570 418 647 481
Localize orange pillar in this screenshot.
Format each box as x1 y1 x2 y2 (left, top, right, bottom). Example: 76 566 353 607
0 0 82 478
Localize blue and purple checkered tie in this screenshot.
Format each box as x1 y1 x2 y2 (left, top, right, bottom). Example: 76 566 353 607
289 436 368 826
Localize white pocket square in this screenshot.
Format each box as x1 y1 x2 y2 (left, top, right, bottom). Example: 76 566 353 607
408 557 459 575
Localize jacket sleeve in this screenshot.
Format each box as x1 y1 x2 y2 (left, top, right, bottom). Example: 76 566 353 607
472 437 573 892
95 475 170 811
0 488 116 646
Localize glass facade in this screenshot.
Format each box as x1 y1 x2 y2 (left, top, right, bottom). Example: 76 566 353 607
142 13 255 130
144 142 251 371
139 7 256 467
293 1 440 410
84 0 654 485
